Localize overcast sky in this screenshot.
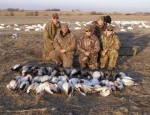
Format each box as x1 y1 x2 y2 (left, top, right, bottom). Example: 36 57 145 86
0 0 150 13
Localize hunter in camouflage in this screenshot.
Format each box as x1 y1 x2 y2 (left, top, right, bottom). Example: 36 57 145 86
43 13 61 60
77 25 100 70
49 23 77 68
92 16 108 64
92 16 107 41
100 25 121 70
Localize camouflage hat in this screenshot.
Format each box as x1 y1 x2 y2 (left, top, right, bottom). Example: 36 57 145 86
107 25 114 31
85 25 92 31
52 13 59 18
61 23 68 29
97 16 104 21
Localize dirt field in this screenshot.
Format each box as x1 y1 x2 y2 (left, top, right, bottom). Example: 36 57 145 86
0 13 150 115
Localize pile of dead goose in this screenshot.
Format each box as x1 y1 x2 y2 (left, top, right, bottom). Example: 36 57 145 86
6 64 139 97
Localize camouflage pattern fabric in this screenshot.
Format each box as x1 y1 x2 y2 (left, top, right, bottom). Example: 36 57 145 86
43 21 61 60
91 21 107 40
100 33 121 68
91 21 107 63
77 34 100 70
50 30 77 68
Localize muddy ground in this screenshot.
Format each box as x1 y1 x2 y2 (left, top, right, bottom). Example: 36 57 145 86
0 15 150 115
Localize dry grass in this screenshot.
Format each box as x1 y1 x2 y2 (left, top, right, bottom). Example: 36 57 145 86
0 13 150 115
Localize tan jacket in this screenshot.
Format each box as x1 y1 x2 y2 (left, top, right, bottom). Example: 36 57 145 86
77 34 100 54
101 33 121 51
53 31 77 55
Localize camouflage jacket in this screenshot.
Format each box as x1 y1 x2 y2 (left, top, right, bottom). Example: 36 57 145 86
101 32 121 51
53 30 77 54
43 21 61 43
77 34 100 54
92 21 107 39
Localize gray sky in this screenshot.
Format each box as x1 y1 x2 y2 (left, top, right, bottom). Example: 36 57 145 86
0 0 150 13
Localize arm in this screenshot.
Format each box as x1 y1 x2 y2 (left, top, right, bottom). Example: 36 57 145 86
53 35 62 51
65 34 77 52
77 36 87 54
90 37 100 54
43 23 53 43
109 35 121 51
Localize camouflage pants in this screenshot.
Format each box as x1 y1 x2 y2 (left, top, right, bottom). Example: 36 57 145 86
50 50 74 68
78 53 98 70
100 49 118 68
42 39 54 61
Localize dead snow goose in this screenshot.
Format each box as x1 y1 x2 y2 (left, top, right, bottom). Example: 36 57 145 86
11 64 22 72
98 86 111 97
27 82 40 93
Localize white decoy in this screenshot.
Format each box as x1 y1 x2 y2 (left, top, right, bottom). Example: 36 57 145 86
14 24 18 26
74 27 81 30
0 26 4 29
120 28 126 32
27 82 40 93
1 23 5 26
6 25 12 28
14 28 20 31
12 34 18 39
25 29 30 31
35 28 41 31
127 27 133 30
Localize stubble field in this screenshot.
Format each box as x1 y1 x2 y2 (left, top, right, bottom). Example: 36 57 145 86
0 12 150 115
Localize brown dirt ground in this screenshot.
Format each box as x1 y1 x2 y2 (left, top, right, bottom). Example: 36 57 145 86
0 15 150 115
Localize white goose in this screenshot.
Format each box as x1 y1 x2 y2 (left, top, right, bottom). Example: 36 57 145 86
27 82 40 93
98 86 111 97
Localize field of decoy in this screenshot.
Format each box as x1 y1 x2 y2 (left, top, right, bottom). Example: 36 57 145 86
0 12 150 115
